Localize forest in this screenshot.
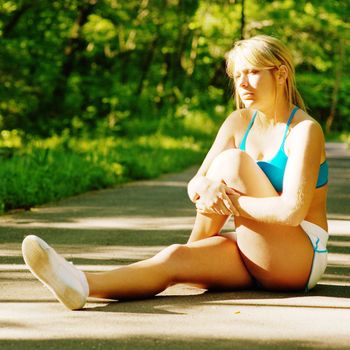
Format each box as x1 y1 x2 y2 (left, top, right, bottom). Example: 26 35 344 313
0 0 349 211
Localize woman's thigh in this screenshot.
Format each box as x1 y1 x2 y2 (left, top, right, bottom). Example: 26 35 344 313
234 218 314 291
206 149 314 290
166 236 254 290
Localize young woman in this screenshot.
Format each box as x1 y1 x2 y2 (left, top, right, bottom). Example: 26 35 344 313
22 35 328 310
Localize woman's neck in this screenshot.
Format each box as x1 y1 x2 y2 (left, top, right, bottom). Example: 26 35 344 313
257 100 293 125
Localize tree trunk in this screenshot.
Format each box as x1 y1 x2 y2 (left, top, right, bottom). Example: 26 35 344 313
119 0 150 85
326 39 344 133
2 2 32 38
240 0 245 40
47 0 97 118
183 29 199 76
136 35 159 96
172 0 199 88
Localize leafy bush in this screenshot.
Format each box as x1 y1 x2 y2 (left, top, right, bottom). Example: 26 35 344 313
0 133 207 213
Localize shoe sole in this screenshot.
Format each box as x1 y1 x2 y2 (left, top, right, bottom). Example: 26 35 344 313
22 235 86 310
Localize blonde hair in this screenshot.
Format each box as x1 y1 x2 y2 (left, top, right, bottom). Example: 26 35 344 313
226 35 305 111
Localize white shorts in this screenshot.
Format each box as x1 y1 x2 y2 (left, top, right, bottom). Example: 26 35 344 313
300 220 329 291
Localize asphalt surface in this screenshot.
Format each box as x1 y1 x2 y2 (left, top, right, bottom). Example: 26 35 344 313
0 142 349 350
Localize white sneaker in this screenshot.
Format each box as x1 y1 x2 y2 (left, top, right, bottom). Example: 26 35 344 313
22 235 89 310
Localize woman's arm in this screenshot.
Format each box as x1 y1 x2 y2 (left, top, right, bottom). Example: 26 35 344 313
231 120 325 226
194 111 238 177
187 110 241 202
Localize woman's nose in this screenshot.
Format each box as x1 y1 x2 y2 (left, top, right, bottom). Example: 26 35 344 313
239 75 248 87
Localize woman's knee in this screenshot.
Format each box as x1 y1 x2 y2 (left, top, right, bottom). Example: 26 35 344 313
206 148 251 186
155 244 188 264
154 244 190 281
206 148 277 196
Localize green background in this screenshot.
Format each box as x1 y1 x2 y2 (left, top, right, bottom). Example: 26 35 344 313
0 0 349 211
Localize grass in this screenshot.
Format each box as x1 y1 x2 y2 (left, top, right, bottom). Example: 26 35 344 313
0 132 209 213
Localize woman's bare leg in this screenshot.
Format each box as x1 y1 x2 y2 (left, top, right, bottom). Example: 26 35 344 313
187 148 277 243
187 213 229 243
187 149 314 290
86 235 253 300
22 148 311 309
86 148 312 300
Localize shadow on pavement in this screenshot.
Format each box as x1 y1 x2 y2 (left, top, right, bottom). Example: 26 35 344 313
0 337 347 350
85 282 350 316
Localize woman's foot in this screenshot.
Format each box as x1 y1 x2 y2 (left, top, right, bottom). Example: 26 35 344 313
22 235 89 310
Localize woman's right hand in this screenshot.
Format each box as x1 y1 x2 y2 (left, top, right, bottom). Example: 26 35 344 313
187 176 239 216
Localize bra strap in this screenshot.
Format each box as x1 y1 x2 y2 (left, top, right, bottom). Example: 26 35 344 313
282 106 299 140
239 111 257 151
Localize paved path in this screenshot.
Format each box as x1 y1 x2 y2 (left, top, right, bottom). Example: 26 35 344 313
0 143 349 349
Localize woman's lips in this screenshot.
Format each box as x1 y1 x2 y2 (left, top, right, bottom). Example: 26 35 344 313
241 92 254 99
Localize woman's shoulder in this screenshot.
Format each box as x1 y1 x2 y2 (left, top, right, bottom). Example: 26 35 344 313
226 108 256 126
222 109 257 147
290 108 324 137
288 108 326 156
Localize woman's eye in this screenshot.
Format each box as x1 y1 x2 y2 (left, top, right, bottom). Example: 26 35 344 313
249 69 258 74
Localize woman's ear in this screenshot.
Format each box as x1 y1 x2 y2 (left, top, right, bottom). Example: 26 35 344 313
276 65 288 84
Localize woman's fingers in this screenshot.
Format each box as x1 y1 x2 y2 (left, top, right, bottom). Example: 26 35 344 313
216 188 239 216
216 198 232 215
196 198 232 215
224 186 236 195
195 183 241 216
211 202 229 215
222 193 239 216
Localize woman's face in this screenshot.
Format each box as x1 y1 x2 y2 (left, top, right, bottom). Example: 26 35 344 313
233 59 277 110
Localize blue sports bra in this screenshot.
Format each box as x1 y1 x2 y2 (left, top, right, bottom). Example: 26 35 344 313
239 106 328 192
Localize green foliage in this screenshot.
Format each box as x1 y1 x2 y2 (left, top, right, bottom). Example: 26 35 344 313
0 133 207 212
0 0 348 135
0 0 349 211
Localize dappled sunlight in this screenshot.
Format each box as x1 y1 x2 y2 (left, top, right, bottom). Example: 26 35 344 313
327 155 350 217
0 0 348 344
326 143 350 159
0 244 165 262
0 338 345 350
0 295 349 344
327 241 350 248
321 274 350 286
0 216 196 231
327 213 350 220
0 149 348 346
327 252 350 266
127 180 188 188
328 220 350 235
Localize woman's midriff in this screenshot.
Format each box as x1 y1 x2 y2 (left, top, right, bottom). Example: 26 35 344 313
303 185 328 231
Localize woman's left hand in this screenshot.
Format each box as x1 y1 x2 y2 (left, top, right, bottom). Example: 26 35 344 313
225 187 241 212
